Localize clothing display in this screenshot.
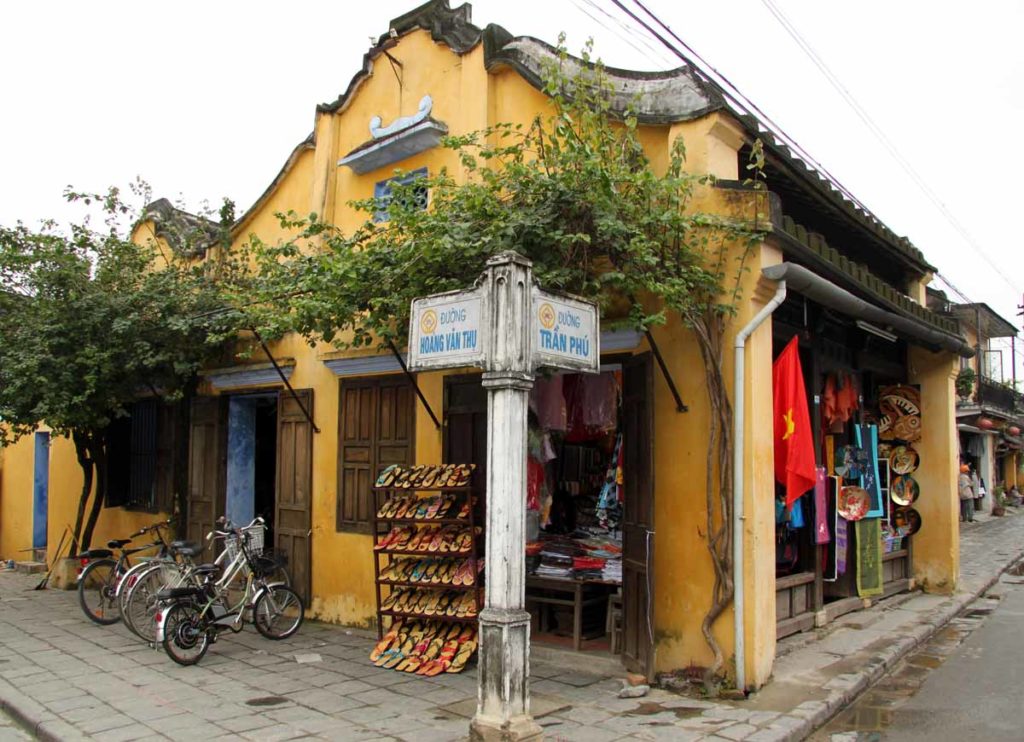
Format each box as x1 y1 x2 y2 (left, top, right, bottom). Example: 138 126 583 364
531 376 567 431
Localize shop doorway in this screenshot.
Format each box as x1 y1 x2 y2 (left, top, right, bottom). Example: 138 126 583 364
226 394 278 541
442 356 654 675
188 390 313 603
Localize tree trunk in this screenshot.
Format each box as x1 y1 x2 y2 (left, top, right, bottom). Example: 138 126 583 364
172 380 196 539
80 433 108 551
70 430 95 555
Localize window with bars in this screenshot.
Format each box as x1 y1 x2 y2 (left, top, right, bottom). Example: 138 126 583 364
105 400 175 512
373 168 428 223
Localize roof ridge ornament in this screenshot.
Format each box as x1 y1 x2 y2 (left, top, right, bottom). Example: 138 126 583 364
370 95 433 139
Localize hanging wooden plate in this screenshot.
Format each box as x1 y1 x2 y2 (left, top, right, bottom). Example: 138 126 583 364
838 486 871 521
889 445 920 475
890 474 920 506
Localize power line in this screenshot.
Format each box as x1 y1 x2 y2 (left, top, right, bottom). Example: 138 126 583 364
758 0 1021 297
606 0 877 221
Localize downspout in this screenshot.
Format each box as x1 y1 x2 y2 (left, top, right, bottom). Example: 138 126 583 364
733 279 787 693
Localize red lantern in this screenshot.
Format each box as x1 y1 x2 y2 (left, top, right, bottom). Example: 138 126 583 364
1009 425 1022 436
978 417 995 430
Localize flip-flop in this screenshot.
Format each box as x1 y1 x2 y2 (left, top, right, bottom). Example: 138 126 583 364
446 639 478 673
377 465 399 488
420 640 459 676
421 467 440 489
369 621 404 662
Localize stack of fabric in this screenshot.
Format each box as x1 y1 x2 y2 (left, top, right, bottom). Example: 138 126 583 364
571 556 605 580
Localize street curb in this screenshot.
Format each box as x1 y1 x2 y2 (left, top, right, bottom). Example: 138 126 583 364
789 544 1024 741
0 676 70 742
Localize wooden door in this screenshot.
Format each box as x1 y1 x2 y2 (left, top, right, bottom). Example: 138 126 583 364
187 397 227 548
337 378 415 532
443 374 487 478
622 354 655 677
277 389 313 604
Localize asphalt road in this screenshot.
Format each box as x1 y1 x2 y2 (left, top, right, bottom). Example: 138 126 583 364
817 572 1024 741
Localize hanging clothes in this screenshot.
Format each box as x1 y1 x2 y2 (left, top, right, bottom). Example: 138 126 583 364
532 376 567 431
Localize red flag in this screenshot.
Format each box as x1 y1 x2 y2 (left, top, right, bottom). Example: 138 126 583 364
773 336 816 508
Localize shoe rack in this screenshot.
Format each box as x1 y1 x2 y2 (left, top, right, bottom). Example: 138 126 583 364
372 464 484 639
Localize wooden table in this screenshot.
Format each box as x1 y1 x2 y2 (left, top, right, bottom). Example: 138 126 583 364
525 575 619 651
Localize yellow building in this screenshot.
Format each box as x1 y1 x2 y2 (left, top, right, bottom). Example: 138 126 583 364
0 0 974 691
926 290 1022 496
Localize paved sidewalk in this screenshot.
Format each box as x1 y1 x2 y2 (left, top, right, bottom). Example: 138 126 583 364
1 512 1022 741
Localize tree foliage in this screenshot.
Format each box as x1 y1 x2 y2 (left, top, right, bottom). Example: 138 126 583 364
0 183 240 551
240 40 766 687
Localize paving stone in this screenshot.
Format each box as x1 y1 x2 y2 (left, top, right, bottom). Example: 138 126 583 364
717 722 758 740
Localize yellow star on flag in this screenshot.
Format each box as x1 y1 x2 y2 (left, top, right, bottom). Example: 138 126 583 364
782 408 795 441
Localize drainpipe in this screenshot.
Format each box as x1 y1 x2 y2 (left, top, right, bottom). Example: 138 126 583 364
732 279 787 693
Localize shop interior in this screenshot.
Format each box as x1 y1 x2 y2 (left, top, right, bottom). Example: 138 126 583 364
773 298 918 638
524 368 625 654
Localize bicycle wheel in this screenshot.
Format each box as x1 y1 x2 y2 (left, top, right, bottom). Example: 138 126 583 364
253 585 304 640
77 559 121 625
117 561 160 636
162 602 210 666
124 563 181 642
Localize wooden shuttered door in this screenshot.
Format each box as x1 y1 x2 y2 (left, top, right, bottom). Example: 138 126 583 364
277 389 314 605
187 397 227 547
337 377 415 532
621 353 655 679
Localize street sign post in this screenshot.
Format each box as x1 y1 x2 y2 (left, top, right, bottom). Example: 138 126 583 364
407 252 599 741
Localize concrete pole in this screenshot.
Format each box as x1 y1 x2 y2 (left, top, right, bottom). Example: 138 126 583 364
471 252 542 742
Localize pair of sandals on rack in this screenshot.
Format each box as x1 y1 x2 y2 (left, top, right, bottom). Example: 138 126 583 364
381 557 484 586
370 621 478 675
381 588 479 618
376 463 475 489
375 524 478 553
377 493 458 520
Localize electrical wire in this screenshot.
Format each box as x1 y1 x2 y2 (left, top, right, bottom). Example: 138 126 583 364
758 0 1021 297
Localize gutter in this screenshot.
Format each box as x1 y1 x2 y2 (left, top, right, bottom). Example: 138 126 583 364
733 278 787 692
762 263 974 358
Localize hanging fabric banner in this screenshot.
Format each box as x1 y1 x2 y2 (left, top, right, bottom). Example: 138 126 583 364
855 424 885 518
773 337 816 508
814 466 830 544
855 518 884 597
835 520 848 576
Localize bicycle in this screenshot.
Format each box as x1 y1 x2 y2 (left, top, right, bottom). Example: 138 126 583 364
121 519 291 644
155 517 303 665
75 519 175 625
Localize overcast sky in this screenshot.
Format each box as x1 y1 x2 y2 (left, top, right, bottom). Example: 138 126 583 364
3 0 1022 377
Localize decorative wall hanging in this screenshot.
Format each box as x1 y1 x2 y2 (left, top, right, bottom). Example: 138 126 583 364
890 475 920 506
889 445 920 475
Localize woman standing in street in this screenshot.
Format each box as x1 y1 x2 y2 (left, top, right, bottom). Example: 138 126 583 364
959 463 976 522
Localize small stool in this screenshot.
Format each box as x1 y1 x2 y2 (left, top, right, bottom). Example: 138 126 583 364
606 591 623 655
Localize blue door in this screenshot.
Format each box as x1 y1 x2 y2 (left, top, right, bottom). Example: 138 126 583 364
33 432 50 550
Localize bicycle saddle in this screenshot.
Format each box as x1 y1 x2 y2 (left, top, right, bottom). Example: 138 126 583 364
172 542 203 558
78 548 113 559
107 539 131 549
192 563 220 576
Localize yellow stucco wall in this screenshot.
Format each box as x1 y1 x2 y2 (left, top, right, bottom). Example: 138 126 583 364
907 346 960 593
0 436 34 561
0 431 169 564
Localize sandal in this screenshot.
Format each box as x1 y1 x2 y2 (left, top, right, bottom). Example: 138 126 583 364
421 467 440 489
414 498 431 519
424 496 442 519
376 465 399 488
420 639 459 676
447 637 478 673
369 620 404 662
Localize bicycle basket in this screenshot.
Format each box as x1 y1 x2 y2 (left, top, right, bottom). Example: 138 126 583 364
252 549 288 579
